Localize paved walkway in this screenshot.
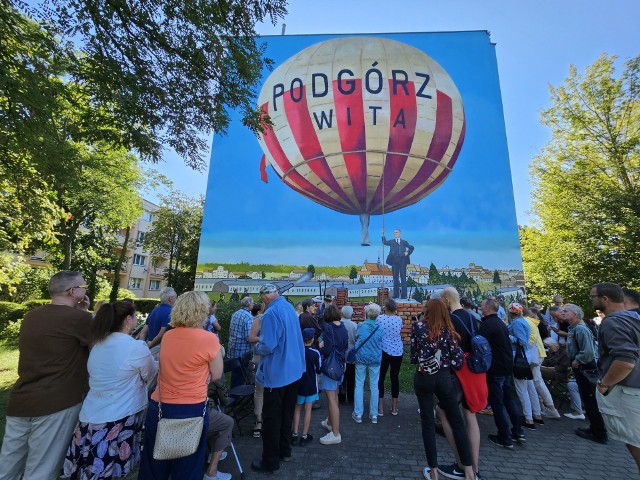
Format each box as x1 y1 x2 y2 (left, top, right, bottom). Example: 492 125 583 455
220 393 637 480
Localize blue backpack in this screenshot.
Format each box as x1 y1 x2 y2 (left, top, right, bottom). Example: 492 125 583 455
452 312 492 373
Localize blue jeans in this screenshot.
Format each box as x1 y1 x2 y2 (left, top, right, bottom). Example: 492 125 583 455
138 400 208 480
354 364 380 418
486 374 523 445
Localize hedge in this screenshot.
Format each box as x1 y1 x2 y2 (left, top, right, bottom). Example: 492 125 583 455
22 299 51 310
0 302 29 332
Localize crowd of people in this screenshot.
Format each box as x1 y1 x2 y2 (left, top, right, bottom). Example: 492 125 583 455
0 270 638 480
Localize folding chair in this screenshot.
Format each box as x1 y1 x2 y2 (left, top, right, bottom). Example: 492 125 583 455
223 357 256 436
208 380 245 479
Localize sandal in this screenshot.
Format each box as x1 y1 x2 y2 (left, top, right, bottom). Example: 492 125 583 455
253 421 262 438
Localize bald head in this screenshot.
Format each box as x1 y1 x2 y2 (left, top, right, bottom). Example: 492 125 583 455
441 287 461 311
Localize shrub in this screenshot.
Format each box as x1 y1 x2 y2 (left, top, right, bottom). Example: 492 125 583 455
0 319 22 344
0 302 29 332
132 299 161 314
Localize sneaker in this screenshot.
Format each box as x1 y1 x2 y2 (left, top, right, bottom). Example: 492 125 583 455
378 411 384 417
575 427 608 444
290 433 299 446
321 418 332 431
533 417 544 425
319 432 342 445
437 462 466 479
299 434 313 446
488 434 513 449
279 454 292 462
312 400 321 410
391 409 399 416
513 433 526 443
564 412 586 420
207 451 228 463
523 422 536 430
422 466 432 480
250 460 279 473
203 472 232 480
542 407 561 419
351 412 362 424
370 416 377 424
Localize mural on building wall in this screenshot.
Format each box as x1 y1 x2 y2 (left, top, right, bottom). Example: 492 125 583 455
197 32 524 297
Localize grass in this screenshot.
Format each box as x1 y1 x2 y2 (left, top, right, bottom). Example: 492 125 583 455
0 342 19 442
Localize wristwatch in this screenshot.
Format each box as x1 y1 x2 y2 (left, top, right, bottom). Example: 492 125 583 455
597 380 610 389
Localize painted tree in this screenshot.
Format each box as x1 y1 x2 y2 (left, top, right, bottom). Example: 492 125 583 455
144 193 204 294
522 54 640 308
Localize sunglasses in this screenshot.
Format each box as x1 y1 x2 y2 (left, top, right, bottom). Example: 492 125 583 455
66 285 88 291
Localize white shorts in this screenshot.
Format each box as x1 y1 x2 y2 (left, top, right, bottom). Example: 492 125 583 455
597 384 640 448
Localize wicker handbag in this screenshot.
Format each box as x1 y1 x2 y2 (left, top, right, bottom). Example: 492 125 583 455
152 366 206 460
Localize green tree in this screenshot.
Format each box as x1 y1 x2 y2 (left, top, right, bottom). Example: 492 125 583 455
349 266 358 283
307 264 316 277
522 54 640 310
493 270 501 284
357 276 365 284
19 0 288 167
427 263 440 285
144 192 204 294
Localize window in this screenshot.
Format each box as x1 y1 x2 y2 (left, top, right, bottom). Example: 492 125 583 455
132 254 146 266
136 231 146 244
142 210 153 222
129 278 143 289
149 280 160 291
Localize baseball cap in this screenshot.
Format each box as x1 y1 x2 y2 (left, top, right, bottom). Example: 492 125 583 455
302 328 315 342
259 283 278 295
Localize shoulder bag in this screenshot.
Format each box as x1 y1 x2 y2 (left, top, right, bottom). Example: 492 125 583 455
320 324 346 381
513 342 533 380
346 324 380 363
153 365 207 460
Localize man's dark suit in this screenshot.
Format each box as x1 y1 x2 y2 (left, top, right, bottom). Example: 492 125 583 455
382 235 415 299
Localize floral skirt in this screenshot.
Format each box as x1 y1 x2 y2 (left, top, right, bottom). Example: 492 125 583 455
62 410 145 479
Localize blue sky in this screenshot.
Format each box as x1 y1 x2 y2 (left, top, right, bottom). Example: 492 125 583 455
154 0 640 229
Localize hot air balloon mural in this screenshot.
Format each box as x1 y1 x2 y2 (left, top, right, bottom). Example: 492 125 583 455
257 37 466 245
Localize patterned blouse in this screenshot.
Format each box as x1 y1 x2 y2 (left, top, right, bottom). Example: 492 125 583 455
410 321 464 370
377 314 404 357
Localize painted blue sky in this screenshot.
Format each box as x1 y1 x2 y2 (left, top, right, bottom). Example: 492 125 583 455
198 31 522 269
154 0 640 233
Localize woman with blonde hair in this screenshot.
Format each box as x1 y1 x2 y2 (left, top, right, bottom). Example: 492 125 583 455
139 291 227 480
411 299 474 480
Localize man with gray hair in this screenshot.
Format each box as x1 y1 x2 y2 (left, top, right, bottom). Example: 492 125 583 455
0 270 92 480
251 283 305 473
139 286 177 348
339 305 358 404
228 295 255 388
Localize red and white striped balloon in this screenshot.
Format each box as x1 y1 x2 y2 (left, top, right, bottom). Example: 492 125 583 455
257 37 465 244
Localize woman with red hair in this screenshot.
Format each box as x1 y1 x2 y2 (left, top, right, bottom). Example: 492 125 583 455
411 299 474 480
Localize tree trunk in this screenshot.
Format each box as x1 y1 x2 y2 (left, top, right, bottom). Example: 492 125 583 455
110 226 130 302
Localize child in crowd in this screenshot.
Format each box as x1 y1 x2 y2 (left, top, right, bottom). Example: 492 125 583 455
291 328 321 446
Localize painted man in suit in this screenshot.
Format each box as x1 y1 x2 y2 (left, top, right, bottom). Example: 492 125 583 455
382 228 414 299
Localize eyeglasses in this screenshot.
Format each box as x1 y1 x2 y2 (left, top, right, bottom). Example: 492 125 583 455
66 285 88 291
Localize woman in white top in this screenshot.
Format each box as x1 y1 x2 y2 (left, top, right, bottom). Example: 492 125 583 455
62 300 158 479
377 299 404 416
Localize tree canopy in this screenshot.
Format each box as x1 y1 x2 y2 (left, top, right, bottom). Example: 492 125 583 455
12 0 287 168
522 54 640 310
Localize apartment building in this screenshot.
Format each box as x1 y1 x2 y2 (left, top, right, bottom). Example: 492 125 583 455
106 199 169 299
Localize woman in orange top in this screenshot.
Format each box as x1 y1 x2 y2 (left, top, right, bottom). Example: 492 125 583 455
139 291 225 480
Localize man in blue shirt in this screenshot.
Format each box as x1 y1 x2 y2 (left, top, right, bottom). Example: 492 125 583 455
251 284 305 474
139 287 176 348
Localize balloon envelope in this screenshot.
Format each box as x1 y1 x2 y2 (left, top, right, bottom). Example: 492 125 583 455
257 37 465 243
